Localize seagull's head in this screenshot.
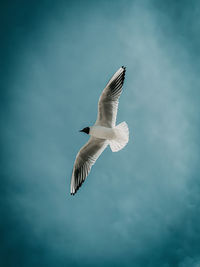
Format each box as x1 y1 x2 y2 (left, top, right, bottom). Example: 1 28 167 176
79 127 90 134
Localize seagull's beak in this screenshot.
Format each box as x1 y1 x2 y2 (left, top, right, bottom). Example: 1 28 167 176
79 129 84 132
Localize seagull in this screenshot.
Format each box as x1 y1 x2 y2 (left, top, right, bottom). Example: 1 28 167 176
70 66 129 195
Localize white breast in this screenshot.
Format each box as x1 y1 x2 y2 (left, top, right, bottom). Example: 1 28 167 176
90 126 116 140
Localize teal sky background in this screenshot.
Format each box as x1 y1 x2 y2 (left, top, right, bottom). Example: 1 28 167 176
1 0 200 266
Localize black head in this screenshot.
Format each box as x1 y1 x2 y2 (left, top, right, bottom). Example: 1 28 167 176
79 127 90 134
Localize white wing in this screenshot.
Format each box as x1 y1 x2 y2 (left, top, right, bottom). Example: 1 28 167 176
70 137 108 195
95 66 126 127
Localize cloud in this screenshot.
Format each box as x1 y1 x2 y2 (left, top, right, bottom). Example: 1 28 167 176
1 0 200 266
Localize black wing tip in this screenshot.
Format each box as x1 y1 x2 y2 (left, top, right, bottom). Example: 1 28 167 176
121 66 126 83
70 189 78 196
70 178 85 196
121 66 126 71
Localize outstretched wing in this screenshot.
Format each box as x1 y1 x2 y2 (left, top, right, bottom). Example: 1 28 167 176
70 137 108 195
95 66 126 127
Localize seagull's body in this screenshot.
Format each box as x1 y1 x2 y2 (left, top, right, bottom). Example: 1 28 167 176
90 126 116 140
70 66 129 195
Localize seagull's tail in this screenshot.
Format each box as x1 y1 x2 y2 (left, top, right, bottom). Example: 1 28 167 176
109 122 129 152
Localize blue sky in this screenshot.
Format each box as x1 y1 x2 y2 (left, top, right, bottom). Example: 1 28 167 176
1 0 200 266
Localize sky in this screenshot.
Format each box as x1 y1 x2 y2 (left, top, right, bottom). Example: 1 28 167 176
0 0 200 266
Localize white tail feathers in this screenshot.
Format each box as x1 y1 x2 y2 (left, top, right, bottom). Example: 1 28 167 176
109 122 129 152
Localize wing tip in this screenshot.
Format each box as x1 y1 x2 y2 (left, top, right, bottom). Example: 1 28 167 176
70 178 85 196
121 66 126 71
70 187 78 196
121 66 126 84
